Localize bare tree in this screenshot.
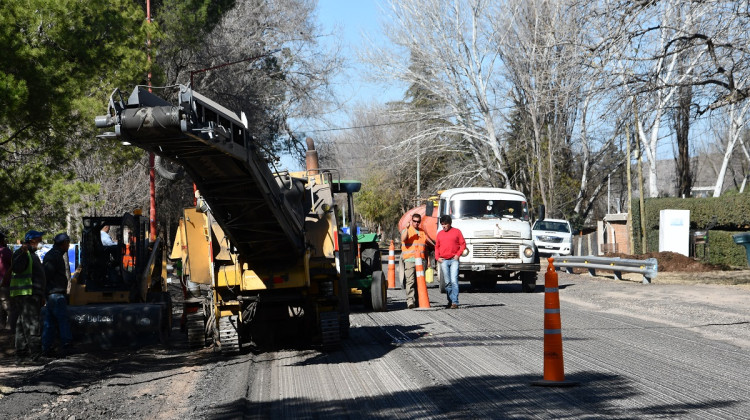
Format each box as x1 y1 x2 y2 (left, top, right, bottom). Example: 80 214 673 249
364 0 634 224
711 100 750 196
499 0 610 217
320 103 434 237
598 1 750 198
72 0 343 237
157 0 343 160
614 1 710 197
364 0 514 188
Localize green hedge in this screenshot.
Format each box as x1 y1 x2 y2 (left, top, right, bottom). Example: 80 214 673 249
631 194 750 266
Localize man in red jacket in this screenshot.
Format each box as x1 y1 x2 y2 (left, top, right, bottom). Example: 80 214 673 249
435 215 466 309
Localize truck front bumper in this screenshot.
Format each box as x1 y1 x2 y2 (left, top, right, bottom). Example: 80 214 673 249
459 262 540 273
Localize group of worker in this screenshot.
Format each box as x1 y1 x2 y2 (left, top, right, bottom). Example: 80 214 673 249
400 214 466 309
0 230 74 365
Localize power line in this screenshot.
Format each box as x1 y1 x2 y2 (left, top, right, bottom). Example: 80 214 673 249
293 103 516 134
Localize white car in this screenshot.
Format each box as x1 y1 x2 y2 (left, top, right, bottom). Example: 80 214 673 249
532 218 573 256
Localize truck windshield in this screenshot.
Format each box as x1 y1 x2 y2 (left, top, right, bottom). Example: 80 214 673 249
450 199 529 221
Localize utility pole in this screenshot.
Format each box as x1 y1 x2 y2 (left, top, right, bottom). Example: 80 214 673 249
625 123 634 255
416 140 421 199
416 120 421 200
634 102 647 254
607 174 611 214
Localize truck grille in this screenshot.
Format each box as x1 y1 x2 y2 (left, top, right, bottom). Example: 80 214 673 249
472 243 519 259
537 235 563 243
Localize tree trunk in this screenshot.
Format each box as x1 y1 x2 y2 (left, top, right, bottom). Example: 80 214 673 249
674 84 693 198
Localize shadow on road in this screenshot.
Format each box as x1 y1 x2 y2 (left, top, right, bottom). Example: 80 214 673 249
204 371 743 419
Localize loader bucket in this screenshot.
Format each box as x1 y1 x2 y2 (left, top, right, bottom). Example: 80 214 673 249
68 303 168 349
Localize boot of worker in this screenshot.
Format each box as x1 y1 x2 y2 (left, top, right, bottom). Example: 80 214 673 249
41 346 57 358
59 342 75 357
27 351 54 365
14 349 29 366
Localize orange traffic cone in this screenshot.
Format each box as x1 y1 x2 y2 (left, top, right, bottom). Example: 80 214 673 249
387 240 396 289
532 258 577 387
415 256 431 308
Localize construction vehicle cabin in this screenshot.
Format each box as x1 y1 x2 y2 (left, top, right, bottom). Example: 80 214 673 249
95 85 385 352
67 212 172 348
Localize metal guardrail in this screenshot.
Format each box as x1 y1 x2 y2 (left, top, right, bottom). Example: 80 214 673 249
552 255 658 284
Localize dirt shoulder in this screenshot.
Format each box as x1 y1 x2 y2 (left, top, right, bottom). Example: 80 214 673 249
650 269 750 286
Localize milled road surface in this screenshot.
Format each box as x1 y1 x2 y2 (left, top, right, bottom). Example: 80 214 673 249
1 268 749 419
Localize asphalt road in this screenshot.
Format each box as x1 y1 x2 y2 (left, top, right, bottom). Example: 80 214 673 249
1 269 749 419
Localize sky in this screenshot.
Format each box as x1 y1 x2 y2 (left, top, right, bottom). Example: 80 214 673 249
315 0 402 113
280 0 403 170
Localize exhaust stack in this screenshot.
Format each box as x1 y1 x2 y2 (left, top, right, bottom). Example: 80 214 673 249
305 137 319 175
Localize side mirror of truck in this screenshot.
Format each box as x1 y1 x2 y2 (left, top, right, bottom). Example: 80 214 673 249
425 200 434 217
537 205 545 221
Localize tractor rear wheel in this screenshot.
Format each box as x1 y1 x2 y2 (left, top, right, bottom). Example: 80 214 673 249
370 270 387 312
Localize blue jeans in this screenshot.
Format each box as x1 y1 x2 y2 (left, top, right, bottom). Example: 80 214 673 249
441 259 460 305
42 293 72 351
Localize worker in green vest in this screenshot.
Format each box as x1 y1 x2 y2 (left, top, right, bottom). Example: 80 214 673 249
11 230 47 364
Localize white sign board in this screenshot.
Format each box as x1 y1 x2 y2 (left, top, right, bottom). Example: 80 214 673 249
659 209 690 256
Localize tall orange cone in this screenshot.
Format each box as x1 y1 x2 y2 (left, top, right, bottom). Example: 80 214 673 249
532 258 577 387
387 240 396 289
415 256 431 308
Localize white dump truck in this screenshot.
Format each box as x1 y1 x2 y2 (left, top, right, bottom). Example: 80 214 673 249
398 187 540 293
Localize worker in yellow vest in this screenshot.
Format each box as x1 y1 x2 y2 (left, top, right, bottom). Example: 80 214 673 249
400 213 426 309
10 230 47 364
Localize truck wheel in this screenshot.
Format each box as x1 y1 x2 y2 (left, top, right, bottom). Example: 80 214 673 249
370 271 387 311
521 271 537 293
437 265 446 293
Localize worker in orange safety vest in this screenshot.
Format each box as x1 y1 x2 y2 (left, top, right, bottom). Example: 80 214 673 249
400 213 426 309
